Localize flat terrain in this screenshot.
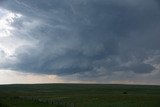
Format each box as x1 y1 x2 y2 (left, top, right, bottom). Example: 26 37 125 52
0 84 160 107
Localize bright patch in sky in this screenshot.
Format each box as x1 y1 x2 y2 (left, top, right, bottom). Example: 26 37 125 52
0 8 36 57
0 8 23 57
0 8 21 37
0 70 64 84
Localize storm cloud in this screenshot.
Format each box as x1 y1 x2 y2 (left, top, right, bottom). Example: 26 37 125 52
0 0 160 83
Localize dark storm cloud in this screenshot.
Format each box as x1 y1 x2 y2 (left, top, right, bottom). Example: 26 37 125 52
113 63 155 73
0 0 160 78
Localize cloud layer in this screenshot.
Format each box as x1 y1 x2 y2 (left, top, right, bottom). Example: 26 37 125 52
0 0 160 84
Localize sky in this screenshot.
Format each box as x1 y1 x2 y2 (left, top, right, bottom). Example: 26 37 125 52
0 0 160 85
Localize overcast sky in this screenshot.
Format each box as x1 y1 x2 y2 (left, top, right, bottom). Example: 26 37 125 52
0 0 160 85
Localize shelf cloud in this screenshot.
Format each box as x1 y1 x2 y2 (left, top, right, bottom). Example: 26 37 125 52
0 0 160 84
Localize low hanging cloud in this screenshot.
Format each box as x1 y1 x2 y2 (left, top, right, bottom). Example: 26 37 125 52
0 0 160 83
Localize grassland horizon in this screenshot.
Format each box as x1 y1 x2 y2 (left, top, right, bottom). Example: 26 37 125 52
0 83 160 107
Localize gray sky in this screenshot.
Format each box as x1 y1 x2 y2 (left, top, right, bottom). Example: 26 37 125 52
0 0 160 84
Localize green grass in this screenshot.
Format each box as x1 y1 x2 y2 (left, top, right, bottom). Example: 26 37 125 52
0 84 160 107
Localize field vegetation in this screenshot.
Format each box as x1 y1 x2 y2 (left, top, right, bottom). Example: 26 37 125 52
0 84 159 107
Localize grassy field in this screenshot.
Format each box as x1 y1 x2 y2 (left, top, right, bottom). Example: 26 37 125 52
0 84 160 107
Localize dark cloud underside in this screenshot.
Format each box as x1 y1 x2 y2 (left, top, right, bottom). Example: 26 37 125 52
0 0 160 81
